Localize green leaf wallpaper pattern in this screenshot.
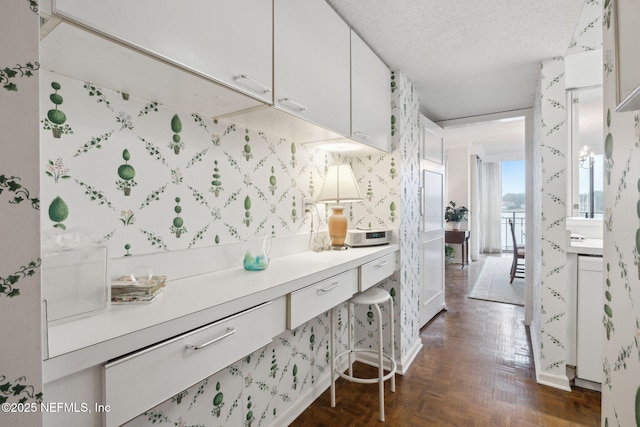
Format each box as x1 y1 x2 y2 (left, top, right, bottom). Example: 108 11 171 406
119 72 416 427
36 64 419 426
0 259 41 299
41 70 352 256
602 0 640 424
538 57 570 377
2 4 44 424
0 174 39 209
42 81 73 138
0 374 43 405
0 62 39 92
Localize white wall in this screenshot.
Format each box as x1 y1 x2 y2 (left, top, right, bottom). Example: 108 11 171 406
445 145 470 224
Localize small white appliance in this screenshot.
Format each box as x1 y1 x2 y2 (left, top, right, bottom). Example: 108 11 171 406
345 228 391 247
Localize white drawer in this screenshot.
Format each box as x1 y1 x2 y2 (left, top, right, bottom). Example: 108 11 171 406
103 302 273 427
360 252 396 291
288 269 358 330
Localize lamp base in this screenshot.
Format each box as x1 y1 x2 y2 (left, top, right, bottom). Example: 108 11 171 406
328 205 348 249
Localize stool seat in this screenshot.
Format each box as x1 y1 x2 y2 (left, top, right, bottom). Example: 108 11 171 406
349 287 390 305
330 287 396 422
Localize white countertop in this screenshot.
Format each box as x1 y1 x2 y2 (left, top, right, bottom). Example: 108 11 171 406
44 243 399 382
567 238 603 256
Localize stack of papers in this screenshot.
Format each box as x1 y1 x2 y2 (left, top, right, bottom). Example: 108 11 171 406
111 275 167 304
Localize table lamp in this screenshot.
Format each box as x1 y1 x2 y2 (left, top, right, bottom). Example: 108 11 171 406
316 163 363 249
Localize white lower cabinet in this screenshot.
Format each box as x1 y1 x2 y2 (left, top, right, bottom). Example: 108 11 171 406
287 269 358 330
103 302 274 427
576 255 603 386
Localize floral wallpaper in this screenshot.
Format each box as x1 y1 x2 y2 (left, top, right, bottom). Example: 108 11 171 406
601 0 640 425
533 0 603 388
0 2 423 425
40 69 334 256
35 52 420 424
0 1 43 427
536 55 570 379
124 70 420 427
350 70 421 362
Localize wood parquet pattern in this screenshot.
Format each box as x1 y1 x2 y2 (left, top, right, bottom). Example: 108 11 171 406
291 255 601 427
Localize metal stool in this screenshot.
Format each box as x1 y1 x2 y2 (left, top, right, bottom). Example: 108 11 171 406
330 287 396 421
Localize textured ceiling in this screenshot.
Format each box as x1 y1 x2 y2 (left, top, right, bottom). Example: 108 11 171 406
445 118 526 161
326 0 586 122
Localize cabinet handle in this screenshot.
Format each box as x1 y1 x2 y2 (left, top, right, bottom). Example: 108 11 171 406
317 282 340 293
419 186 425 217
233 74 272 94
185 327 236 351
375 260 389 268
279 97 308 112
353 131 371 140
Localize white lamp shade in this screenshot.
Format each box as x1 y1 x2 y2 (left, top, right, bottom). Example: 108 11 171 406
316 163 363 204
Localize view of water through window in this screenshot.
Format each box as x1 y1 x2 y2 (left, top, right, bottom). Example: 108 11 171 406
501 160 525 250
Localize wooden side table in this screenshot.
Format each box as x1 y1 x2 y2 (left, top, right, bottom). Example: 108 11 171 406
445 230 470 269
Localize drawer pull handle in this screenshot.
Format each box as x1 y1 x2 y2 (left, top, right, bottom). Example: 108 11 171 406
186 327 236 351
317 282 340 293
375 260 389 268
353 130 371 140
233 74 272 94
279 97 308 112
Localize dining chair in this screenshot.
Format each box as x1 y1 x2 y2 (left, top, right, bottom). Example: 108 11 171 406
509 219 525 283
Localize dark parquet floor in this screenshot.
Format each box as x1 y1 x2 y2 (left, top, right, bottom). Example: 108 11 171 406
291 254 601 426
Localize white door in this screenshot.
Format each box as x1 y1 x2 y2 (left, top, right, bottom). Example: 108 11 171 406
419 115 446 327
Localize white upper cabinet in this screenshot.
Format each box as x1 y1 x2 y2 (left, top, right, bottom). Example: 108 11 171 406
52 0 273 103
274 0 351 137
351 30 391 152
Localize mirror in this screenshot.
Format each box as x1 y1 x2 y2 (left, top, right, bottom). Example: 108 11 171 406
569 86 603 218
614 0 640 111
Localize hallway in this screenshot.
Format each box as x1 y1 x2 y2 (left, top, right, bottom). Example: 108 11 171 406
291 255 601 426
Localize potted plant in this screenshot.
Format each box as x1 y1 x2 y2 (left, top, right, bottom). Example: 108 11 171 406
445 245 455 263
444 201 468 230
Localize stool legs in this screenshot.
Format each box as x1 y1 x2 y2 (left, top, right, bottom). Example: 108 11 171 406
330 306 336 407
330 293 396 422
347 302 354 378
389 296 395 394
373 302 385 421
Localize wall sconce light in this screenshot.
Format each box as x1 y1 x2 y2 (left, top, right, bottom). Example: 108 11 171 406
316 163 363 249
579 145 595 168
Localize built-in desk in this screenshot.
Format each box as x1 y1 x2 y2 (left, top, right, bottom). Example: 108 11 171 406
445 229 470 269
43 238 399 426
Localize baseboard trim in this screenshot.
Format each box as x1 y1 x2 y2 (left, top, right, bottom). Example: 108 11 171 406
574 378 602 392
530 322 572 392
398 339 422 374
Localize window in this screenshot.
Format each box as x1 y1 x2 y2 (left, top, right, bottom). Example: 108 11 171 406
501 160 525 250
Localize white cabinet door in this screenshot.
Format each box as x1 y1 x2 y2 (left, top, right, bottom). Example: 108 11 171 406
351 30 391 152
576 255 603 384
274 0 350 137
53 0 273 103
419 115 446 327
